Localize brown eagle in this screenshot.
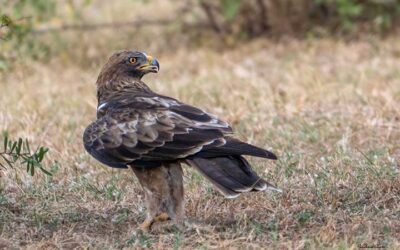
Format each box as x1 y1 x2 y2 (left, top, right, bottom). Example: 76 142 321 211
83 51 279 231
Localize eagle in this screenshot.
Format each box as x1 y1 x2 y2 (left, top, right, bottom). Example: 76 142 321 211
83 51 279 231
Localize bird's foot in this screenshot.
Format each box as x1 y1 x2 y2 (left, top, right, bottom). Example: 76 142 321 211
152 212 184 233
139 219 153 232
151 220 183 233
139 212 170 232
154 212 170 222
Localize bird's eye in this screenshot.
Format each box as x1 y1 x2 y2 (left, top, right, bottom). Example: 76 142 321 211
129 57 137 64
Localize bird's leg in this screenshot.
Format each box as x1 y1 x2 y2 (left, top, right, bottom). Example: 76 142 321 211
133 166 171 232
165 162 185 226
131 162 184 232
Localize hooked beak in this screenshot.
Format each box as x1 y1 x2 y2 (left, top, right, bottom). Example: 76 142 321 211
139 55 159 73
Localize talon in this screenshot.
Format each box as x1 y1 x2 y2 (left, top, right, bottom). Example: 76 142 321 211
154 212 170 222
139 219 153 232
139 213 170 232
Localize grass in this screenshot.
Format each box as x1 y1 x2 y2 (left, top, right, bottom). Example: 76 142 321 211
0 2 399 248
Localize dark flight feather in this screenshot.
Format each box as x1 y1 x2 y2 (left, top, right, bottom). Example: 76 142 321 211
187 156 277 198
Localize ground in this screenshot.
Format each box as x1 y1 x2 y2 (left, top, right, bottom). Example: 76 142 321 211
0 37 399 249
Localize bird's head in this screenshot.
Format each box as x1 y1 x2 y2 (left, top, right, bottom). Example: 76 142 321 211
97 50 160 85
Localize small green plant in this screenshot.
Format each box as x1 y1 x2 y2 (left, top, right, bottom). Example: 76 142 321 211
0 136 51 176
195 0 400 40
297 210 314 225
0 0 90 67
316 0 400 32
220 0 242 21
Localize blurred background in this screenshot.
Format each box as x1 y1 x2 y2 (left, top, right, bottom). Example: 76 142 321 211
1 0 400 67
0 0 399 249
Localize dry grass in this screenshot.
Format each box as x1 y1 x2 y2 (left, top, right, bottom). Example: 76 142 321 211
1 37 399 249
1 2 400 249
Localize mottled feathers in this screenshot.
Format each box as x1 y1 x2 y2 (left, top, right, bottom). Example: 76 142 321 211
84 94 233 168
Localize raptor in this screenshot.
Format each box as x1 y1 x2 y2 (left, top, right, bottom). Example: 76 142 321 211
83 51 279 231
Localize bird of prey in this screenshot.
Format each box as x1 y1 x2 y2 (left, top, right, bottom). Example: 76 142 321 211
83 50 279 231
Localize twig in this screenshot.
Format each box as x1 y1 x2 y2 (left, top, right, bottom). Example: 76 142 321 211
0 16 32 27
355 147 375 166
31 19 173 35
199 2 224 34
256 0 270 32
0 16 32 40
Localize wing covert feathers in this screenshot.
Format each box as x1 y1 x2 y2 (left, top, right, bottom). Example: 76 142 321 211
83 95 232 168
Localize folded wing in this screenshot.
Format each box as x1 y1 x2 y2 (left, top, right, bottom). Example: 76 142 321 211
83 95 233 168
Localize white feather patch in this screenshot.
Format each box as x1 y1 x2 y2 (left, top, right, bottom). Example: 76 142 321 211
266 186 283 193
97 102 108 112
224 193 240 199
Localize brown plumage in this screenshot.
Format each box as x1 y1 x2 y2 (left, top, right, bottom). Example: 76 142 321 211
83 50 279 231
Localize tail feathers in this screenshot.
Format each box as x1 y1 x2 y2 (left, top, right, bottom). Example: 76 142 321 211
187 156 280 198
200 137 277 160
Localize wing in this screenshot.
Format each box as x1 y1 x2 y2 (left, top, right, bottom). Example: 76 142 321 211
83 95 232 168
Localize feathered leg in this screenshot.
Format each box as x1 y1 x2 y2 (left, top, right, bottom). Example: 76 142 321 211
131 162 184 232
